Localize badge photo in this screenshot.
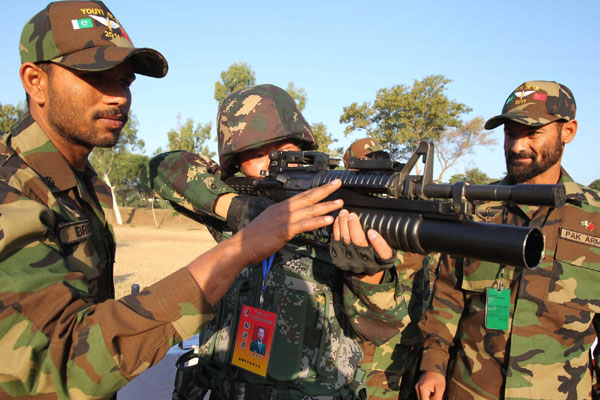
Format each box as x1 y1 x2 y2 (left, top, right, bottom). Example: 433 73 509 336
231 304 277 377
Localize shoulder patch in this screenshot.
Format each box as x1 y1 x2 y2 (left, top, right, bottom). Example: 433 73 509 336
475 205 504 222
58 220 91 245
559 227 600 249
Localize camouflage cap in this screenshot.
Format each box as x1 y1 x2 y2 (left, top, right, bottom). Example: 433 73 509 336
218 84 318 178
20 1 168 78
485 81 576 129
343 138 383 167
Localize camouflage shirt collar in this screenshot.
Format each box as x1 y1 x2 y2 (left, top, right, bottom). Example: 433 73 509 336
9 113 89 192
557 167 588 205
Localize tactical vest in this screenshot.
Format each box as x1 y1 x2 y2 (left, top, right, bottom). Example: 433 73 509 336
175 241 367 400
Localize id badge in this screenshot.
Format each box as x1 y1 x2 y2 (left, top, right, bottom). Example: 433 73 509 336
485 288 511 330
231 304 278 377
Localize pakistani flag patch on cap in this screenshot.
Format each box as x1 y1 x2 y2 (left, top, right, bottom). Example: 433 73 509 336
71 17 93 30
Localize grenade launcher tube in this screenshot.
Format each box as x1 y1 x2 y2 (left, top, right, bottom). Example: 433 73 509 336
351 209 544 269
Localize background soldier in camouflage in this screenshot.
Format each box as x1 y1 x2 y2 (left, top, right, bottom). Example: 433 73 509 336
151 84 425 399
416 81 600 399
0 3 343 399
341 138 429 400
343 138 385 168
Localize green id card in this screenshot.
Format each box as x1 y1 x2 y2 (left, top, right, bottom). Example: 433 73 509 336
485 288 510 330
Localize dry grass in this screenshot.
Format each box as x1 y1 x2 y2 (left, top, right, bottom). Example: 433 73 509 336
112 224 217 298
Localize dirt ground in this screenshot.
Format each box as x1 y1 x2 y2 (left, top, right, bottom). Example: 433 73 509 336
112 224 217 298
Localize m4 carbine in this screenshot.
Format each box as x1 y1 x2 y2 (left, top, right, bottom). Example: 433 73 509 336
226 142 565 269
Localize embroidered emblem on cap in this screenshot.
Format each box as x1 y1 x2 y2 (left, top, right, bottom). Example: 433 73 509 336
90 15 120 29
515 90 536 99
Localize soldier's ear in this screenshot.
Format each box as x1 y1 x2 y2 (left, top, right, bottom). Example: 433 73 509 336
561 119 577 144
20 62 49 107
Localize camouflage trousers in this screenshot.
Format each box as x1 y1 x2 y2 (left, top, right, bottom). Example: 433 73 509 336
359 342 422 400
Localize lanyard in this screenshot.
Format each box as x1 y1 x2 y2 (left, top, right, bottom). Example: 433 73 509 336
260 254 275 305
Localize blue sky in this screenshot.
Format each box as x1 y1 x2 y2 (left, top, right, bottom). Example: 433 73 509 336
2 1 599 184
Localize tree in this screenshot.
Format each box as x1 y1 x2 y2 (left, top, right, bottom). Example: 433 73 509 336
167 118 215 158
286 81 307 112
340 75 471 160
111 153 151 207
449 168 494 185
589 179 600 191
0 102 26 134
434 117 497 182
90 112 143 223
311 122 342 157
284 82 341 157
214 62 256 104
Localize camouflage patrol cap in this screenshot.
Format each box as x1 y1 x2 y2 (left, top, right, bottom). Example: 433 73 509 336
218 84 318 178
20 1 167 78
485 81 576 129
343 138 383 167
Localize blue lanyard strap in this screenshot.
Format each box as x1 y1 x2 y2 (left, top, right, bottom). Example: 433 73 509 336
261 254 275 292
260 254 275 306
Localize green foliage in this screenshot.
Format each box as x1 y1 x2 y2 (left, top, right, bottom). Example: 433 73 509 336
112 153 151 206
214 62 256 105
311 122 342 157
0 102 26 134
449 168 494 185
340 75 471 160
286 81 307 112
589 179 600 191
167 118 215 158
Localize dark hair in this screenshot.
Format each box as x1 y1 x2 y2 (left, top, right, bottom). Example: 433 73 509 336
25 62 53 106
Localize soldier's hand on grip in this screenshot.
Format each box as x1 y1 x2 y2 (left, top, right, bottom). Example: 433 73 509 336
330 210 395 275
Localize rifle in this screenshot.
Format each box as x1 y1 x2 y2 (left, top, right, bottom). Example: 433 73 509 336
226 142 566 269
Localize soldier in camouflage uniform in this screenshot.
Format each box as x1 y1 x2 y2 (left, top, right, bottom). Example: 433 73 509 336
341 138 429 400
0 3 343 399
416 81 600 400
151 84 427 400
342 138 385 168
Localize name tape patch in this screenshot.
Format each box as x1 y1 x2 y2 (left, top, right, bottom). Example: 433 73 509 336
58 220 91 245
559 227 600 249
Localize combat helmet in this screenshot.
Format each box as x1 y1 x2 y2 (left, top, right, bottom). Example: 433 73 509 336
217 84 318 178
343 138 384 168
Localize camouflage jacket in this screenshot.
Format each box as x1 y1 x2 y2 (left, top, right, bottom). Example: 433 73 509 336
419 170 600 400
0 116 213 399
151 151 428 399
